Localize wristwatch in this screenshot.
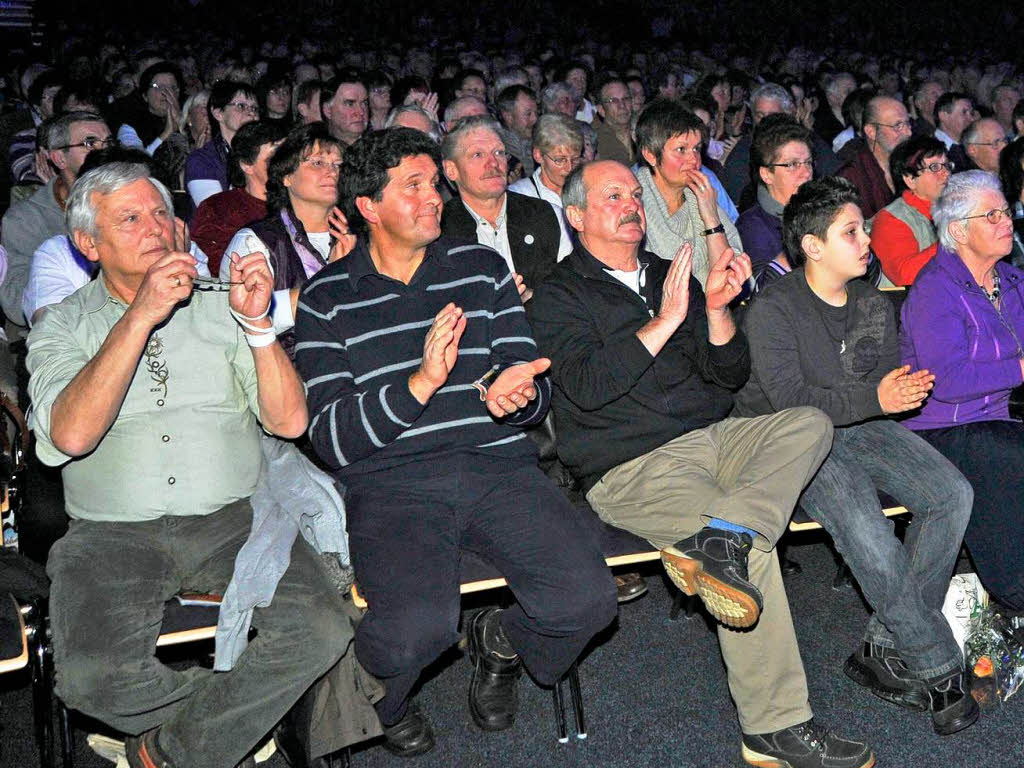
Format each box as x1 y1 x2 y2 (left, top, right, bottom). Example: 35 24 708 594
701 224 725 237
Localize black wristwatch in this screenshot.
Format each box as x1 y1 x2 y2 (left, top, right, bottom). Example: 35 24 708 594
701 224 725 237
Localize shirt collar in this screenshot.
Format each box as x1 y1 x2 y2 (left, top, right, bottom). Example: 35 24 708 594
347 235 456 289
81 273 126 314
569 241 654 280
462 195 507 230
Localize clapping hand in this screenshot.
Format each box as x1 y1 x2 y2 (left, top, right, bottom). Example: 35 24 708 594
656 243 693 324
877 366 934 414
704 248 751 311
486 358 550 418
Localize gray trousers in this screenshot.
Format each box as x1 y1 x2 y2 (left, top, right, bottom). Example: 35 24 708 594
47 499 350 768
586 407 833 735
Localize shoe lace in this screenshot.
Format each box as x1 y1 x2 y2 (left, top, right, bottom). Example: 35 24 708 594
792 720 829 754
727 534 752 580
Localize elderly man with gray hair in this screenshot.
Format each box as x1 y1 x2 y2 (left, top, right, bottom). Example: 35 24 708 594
27 161 348 768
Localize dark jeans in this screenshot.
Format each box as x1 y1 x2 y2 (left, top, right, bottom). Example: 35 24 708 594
917 419 1024 610
799 420 972 681
47 499 349 768
345 455 617 725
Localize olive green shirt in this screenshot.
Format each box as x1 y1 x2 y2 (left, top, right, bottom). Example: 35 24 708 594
27 278 264 522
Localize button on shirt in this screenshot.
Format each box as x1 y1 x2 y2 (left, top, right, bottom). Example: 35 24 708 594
463 198 514 276
27 276 264 522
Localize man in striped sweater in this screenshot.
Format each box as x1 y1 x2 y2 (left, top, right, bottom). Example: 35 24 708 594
294 128 616 757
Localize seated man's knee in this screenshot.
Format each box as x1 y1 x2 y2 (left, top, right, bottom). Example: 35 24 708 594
357 605 456 675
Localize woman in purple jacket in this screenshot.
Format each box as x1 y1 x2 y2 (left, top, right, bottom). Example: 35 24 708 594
900 170 1024 611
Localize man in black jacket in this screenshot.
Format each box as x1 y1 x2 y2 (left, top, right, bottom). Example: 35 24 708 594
528 160 874 768
440 115 571 297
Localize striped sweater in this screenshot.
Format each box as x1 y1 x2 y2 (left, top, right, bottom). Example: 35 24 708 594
294 236 549 479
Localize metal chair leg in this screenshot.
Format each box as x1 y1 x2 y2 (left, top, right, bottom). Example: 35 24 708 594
567 664 586 739
669 591 698 621
551 676 568 743
27 602 55 768
59 702 73 767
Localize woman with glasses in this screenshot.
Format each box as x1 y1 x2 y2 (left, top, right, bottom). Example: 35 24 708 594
736 115 814 291
900 170 1024 613
509 113 583 212
221 123 351 357
112 61 184 155
184 80 259 208
871 136 950 286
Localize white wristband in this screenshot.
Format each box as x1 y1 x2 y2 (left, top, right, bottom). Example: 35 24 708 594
245 330 278 348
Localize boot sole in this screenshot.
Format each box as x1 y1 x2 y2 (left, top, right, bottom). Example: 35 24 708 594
843 654 930 713
741 742 876 768
661 549 761 628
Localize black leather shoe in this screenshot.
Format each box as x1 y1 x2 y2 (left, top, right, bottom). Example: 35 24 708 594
927 671 979 736
382 704 435 757
843 642 930 712
467 608 522 731
614 571 648 603
661 527 763 628
741 719 875 768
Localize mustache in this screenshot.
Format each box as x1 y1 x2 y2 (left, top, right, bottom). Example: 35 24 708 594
618 212 642 226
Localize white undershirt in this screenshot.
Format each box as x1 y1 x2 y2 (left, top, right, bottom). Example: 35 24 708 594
604 265 643 295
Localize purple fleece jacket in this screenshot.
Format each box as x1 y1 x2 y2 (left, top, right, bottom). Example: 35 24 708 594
900 244 1024 429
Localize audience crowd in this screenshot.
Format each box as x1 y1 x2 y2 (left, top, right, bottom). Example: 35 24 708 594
4 10 1024 767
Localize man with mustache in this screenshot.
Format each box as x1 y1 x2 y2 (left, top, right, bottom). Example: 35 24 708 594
528 160 875 768
440 115 571 301
294 128 616 757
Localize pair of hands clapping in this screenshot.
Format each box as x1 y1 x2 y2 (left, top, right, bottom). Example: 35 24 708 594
413 302 549 417
657 243 753 324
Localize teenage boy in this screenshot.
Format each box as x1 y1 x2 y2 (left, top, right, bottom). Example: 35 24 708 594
733 176 979 736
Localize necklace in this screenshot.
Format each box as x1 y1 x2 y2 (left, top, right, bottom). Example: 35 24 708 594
806 278 849 354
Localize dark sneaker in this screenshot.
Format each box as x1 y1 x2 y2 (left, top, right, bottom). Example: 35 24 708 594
741 719 875 768
614 571 648 603
661 528 763 628
843 642 930 712
382 703 436 757
927 671 979 736
467 607 522 731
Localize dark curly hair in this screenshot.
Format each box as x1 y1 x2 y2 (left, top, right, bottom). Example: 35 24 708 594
338 127 442 237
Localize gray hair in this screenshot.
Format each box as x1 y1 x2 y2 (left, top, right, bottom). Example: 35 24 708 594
384 104 442 143
561 162 589 210
749 83 794 113
493 66 529 97
45 110 107 152
540 82 574 113
932 170 1004 251
824 72 854 100
440 114 503 161
443 95 486 125
66 162 173 239
532 113 583 154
